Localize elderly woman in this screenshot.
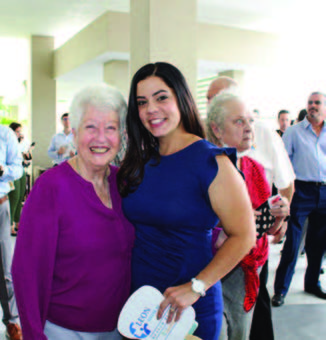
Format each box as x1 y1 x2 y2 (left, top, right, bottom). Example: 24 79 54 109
12 84 135 340
206 93 288 340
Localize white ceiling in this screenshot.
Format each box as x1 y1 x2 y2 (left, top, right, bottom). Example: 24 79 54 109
0 0 324 106
0 0 316 45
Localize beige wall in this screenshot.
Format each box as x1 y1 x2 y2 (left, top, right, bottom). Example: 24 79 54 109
54 12 130 79
197 23 281 67
103 60 129 98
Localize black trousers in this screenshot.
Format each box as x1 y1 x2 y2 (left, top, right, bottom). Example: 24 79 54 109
249 260 274 340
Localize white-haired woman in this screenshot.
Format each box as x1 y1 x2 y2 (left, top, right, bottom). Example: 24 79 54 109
206 93 288 340
12 84 135 340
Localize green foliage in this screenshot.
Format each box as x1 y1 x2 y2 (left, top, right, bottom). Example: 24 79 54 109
0 116 17 126
0 97 20 126
0 97 12 116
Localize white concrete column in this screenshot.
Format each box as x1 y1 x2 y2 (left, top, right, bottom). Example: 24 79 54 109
130 0 197 95
30 36 56 169
103 60 129 98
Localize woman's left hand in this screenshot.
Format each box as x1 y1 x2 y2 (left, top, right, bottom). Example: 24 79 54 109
157 282 201 323
269 196 289 218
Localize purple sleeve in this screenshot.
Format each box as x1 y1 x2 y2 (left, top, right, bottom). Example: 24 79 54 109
211 226 222 256
12 174 59 340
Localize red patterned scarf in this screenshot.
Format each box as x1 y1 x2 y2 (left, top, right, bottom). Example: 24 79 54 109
239 156 271 312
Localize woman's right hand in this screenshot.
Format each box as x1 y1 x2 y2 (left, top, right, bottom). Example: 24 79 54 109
157 282 201 323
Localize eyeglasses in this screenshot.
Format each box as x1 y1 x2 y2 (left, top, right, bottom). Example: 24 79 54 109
308 100 322 105
62 117 69 121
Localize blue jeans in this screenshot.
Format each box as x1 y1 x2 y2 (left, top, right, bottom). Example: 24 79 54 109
274 180 326 296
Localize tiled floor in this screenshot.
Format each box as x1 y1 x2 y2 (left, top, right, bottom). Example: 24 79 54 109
268 240 326 340
0 237 324 339
268 240 326 307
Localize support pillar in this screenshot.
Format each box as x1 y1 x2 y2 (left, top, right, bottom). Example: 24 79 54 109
130 0 197 95
30 36 56 169
103 60 129 98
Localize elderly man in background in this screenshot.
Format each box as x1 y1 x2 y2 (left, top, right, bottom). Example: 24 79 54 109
47 113 75 165
0 124 23 340
206 76 295 340
272 92 326 307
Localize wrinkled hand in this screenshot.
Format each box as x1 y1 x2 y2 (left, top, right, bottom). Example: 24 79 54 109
269 196 289 218
271 222 287 244
268 216 284 235
157 282 201 324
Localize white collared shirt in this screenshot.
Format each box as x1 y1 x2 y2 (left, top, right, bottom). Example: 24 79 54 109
248 120 295 189
47 131 75 164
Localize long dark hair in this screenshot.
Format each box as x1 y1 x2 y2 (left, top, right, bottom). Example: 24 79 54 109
117 62 205 197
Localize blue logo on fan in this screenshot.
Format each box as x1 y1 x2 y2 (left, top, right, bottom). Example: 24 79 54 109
129 308 152 338
130 322 151 338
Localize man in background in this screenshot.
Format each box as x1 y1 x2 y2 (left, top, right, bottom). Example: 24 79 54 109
0 124 23 340
272 92 326 307
276 110 291 137
48 113 75 165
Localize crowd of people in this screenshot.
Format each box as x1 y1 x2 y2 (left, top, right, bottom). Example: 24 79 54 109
0 61 325 340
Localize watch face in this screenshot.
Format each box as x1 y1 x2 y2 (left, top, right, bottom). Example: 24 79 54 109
192 279 205 295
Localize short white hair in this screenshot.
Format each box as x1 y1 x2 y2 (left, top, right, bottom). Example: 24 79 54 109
206 93 244 145
69 83 127 135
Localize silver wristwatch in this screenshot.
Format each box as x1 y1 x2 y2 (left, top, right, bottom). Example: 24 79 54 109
191 278 206 297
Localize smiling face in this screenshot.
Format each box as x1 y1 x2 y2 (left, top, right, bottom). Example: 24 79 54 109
136 76 184 141
74 106 120 170
307 93 326 124
214 100 254 153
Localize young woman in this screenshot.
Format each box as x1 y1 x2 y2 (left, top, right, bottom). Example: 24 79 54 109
118 62 256 340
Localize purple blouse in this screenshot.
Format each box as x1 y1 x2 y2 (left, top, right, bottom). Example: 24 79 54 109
12 162 134 340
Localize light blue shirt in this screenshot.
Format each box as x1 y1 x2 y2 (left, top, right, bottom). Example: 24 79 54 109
47 131 75 164
0 125 23 197
282 117 326 182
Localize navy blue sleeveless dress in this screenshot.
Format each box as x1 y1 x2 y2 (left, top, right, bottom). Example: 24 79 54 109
122 140 236 340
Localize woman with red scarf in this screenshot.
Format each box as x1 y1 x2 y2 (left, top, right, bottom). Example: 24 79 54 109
206 93 289 340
